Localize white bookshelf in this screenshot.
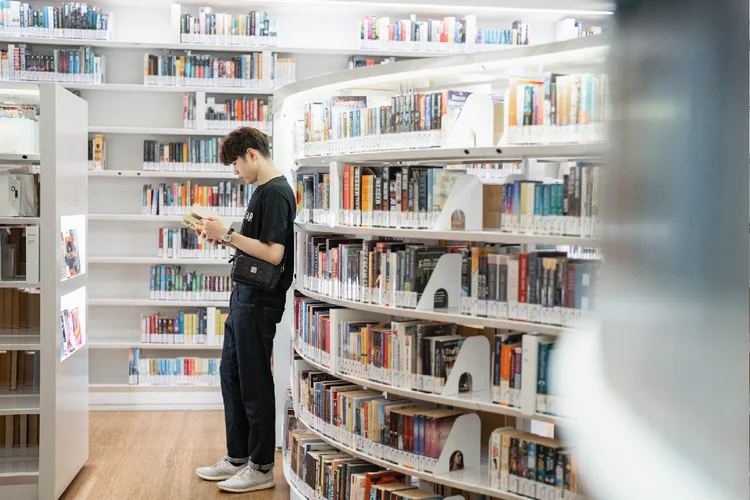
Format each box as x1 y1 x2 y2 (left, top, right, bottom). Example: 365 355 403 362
0 0 612 459
89 340 222 350
89 170 235 179
274 32 607 499
0 83 90 500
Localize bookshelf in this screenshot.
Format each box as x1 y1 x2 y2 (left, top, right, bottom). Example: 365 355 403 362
0 82 89 500
275 32 606 499
0 0 611 440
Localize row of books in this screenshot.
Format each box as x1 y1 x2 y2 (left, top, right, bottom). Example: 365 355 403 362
0 44 105 83
508 75 607 127
0 350 38 391
274 56 296 88
298 236 600 326
0 288 39 331
348 56 396 69
457 162 522 180
288 428 455 500
295 295 570 417
505 74 608 145
296 167 465 229
0 414 40 449
179 8 277 45
492 335 567 417
204 95 272 131
488 426 584 500
87 134 105 170
0 226 37 282
142 138 231 172
148 266 232 301
304 91 466 143
0 2 111 39
358 15 530 47
296 366 463 469
140 307 227 346
157 227 233 260
141 181 252 217
296 297 469 395
127 349 221 385
499 164 602 238
143 50 267 88
60 306 84 359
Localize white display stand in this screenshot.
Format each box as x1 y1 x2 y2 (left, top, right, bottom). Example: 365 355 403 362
0 83 90 500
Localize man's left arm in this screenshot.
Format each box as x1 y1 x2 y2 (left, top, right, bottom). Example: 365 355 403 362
200 190 290 265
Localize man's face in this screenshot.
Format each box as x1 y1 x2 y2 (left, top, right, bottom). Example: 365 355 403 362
233 150 258 183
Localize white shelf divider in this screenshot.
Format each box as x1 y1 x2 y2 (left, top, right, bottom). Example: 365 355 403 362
89 257 230 265
295 223 600 246
89 170 236 179
89 340 222 350
89 299 228 307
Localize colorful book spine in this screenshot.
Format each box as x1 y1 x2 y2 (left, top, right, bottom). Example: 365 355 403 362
143 51 266 88
128 349 220 385
179 8 277 46
139 307 226 346
147 265 232 301
141 138 231 172
1 43 104 83
0 2 111 39
157 227 231 260
141 181 253 217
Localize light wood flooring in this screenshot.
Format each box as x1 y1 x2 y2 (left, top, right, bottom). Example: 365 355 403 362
60 411 290 500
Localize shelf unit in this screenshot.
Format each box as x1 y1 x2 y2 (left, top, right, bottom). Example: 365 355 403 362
0 82 90 500
89 299 228 307
295 222 601 247
274 29 609 499
89 170 236 179
0 153 40 164
89 257 229 265
0 0 612 466
89 340 222 350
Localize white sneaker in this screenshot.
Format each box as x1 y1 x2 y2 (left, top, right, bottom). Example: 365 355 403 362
217 466 276 493
195 456 246 481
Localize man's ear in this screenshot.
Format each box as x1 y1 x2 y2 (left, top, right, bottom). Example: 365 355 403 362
245 148 257 162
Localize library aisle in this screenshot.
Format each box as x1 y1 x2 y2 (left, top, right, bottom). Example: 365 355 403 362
59 412 289 500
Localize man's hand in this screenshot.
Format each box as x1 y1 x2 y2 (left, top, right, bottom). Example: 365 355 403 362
200 217 230 244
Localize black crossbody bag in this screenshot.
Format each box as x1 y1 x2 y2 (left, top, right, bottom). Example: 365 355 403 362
229 206 285 292
230 250 284 292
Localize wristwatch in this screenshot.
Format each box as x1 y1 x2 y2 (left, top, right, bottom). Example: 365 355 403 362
222 228 235 243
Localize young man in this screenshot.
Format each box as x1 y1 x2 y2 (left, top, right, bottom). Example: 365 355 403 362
195 127 295 493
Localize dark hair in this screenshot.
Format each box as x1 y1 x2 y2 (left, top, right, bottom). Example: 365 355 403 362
219 127 271 165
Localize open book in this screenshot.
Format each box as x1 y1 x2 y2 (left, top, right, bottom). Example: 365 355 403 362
181 204 231 231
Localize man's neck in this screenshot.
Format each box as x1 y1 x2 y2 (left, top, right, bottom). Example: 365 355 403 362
255 161 281 186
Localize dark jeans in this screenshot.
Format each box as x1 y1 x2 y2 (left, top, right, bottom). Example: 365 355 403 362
221 284 284 469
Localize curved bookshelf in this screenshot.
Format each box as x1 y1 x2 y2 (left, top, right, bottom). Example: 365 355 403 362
283 460 308 500
294 403 523 500
293 343 567 425
296 287 571 335
296 222 601 247
294 144 604 168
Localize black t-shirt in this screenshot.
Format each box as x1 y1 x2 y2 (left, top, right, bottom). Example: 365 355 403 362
237 175 295 298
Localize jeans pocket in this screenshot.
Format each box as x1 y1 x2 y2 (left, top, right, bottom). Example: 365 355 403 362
234 286 254 306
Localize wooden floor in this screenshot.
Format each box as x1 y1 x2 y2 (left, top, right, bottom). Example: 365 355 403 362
60 412 290 500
